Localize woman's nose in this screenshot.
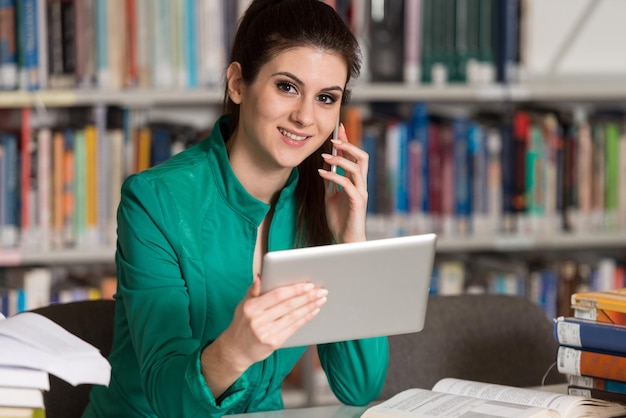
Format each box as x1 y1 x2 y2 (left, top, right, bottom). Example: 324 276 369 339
291 100 315 127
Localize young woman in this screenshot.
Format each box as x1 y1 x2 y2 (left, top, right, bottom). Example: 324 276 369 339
83 0 389 416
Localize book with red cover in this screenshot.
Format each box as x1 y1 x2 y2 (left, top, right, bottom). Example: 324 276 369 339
558 346 626 382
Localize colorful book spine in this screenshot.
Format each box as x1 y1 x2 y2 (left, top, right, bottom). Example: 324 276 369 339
554 316 626 355
36 0 47 89
183 0 196 87
19 108 31 244
0 134 18 248
51 130 64 248
567 386 626 404
486 127 502 234
62 128 75 246
495 0 519 84
512 111 529 217
95 0 108 87
541 113 560 235
396 121 409 215
410 103 429 220
620 128 626 230
591 123 605 231
525 122 544 233
73 128 86 246
558 345 626 381
572 288 626 315
604 122 619 230
124 0 138 87
403 0 421 84
576 115 593 233
0 0 18 90
17 0 39 90
499 120 516 233
439 122 454 234
452 116 470 235
36 128 51 250
569 375 626 395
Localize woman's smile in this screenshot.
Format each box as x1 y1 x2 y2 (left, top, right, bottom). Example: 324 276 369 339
278 127 309 142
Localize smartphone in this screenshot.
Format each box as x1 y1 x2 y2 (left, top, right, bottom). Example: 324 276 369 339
327 115 340 194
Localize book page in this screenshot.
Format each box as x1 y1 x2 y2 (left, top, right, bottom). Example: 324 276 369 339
0 312 111 386
363 388 558 418
0 312 98 355
432 378 582 416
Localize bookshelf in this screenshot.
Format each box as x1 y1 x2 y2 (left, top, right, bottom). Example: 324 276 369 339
0 0 622 311
1 0 626 408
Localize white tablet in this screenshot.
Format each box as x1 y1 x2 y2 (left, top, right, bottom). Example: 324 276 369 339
260 233 437 348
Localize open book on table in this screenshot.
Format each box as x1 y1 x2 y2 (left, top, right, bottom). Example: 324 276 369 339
363 378 626 418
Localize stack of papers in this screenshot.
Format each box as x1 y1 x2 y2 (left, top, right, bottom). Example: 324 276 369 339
0 311 111 417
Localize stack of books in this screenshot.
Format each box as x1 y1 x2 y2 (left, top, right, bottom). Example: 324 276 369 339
554 288 626 404
0 366 47 417
0 311 111 417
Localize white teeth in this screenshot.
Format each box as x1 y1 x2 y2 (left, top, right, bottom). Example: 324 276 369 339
280 128 307 141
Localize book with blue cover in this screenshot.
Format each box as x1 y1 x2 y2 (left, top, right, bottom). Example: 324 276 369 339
554 316 626 355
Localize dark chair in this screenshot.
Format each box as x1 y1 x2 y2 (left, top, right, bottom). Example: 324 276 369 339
379 294 566 400
31 299 115 418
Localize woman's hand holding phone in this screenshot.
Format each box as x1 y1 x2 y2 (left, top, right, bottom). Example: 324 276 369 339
319 122 370 244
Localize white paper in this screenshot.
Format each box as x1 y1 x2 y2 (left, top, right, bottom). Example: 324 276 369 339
0 312 111 386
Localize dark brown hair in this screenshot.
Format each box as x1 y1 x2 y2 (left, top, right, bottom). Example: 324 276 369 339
223 0 361 247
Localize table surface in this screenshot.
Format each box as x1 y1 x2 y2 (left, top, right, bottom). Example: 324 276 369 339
229 405 368 418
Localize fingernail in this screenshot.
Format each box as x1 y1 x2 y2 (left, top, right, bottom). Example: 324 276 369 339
321 153 331 159
331 138 341 144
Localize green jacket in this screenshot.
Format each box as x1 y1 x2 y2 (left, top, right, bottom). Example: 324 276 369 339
83 116 388 417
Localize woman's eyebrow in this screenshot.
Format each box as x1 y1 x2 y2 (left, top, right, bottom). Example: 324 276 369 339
272 71 344 94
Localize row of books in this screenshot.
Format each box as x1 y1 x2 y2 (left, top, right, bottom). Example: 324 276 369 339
0 106 202 251
0 0 253 91
429 257 626 320
0 308 110 416
361 102 626 237
553 288 626 405
0 0 557 92
388 0 522 85
0 265 116 317
2 100 626 251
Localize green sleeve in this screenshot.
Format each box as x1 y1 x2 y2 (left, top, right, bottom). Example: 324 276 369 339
117 174 249 417
317 337 389 406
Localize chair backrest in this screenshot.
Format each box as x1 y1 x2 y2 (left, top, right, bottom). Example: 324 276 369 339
379 294 566 400
31 299 115 418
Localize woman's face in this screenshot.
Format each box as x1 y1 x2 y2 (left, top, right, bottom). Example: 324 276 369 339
231 46 348 172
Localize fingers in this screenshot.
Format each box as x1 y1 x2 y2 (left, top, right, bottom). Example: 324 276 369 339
262 287 328 341
319 124 369 192
245 282 328 347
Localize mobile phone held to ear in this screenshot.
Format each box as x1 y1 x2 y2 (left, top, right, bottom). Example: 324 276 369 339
327 115 340 194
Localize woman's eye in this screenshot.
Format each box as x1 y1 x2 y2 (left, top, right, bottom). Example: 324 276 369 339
318 94 337 105
277 82 297 94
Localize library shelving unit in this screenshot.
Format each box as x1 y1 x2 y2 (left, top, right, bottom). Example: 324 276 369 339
2 79 626 269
